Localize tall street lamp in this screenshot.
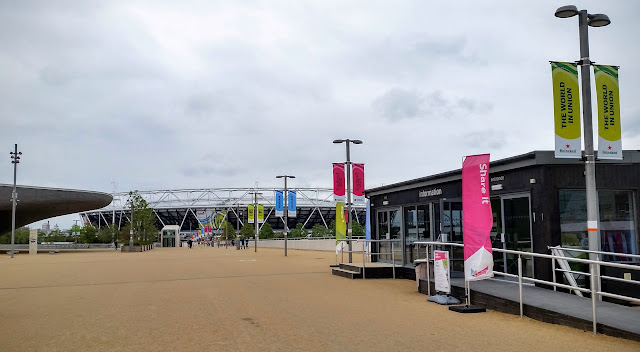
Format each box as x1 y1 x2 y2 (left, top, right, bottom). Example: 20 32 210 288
333 139 362 263
276 175 295 257
249 191 262 253
9 144 22 259
129 191 137 252
555 5 610 280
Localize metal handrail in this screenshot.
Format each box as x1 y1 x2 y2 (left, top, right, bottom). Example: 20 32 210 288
549 245 640 260
336 238 402 279
412 241 640 336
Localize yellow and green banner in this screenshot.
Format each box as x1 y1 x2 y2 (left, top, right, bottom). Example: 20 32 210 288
551 62 581 158
257 204 264 223
335 202 346 253
248 204 255 224
595 65 622 160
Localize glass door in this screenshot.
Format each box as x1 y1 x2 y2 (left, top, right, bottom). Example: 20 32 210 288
389 209 402 265
440 199 464 272
376 208 402 264
404 206 418 265
502 195 533 277
377 211 389 261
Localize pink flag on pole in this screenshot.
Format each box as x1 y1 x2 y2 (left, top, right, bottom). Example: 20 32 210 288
333 163 345 201
352 163 365 203
462 154 493 281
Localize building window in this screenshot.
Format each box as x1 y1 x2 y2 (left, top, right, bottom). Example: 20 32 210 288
559 190 637 261
599 190 637 261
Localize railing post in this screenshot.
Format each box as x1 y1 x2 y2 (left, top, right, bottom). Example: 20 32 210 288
596 253 602 302
362 241 366 279
391 241 395 279
518 255 523 318
552 255 557 292
426 244 431 296
590 264 598 335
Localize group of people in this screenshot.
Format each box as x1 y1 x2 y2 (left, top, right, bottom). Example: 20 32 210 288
186 237 250 249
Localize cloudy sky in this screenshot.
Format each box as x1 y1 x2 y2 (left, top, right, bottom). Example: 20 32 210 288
1 1 639 229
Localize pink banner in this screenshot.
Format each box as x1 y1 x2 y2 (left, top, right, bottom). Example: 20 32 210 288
333 163 345 201
352 163 365 203
462 154 493 281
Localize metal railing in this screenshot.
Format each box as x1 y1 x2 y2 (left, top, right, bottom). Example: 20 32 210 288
549 246 640 297
413 241 640 336
336 239 402 279
0 243 116 250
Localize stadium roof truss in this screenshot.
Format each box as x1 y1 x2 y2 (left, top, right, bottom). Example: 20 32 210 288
80 188 365 233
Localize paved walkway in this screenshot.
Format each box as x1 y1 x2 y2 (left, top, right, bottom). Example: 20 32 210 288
1 247 639 351
462 278 640 336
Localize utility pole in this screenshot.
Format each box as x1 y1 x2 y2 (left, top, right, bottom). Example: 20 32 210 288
248 191 262 253
129 191 137 252
9 144 22 259
333 139 363 263
276 175 295 257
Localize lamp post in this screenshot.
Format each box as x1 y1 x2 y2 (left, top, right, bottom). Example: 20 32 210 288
236 203 241 250
9 144 22 259
276 175 295 257
249 191 262 253
129 192 137 252
333 139 362 263
555 5 610 278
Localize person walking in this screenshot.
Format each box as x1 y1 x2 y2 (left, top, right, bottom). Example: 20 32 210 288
188 238 193 249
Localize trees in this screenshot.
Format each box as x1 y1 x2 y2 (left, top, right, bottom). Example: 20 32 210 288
240 223 255 239
98 224 119 243
289 223 307 238
311 224 331 237
352 222 365 237
259 223 274 239
79 224 98 243
127 191 159 244
69 224 81 237
0 227 30 244
221 221 236 242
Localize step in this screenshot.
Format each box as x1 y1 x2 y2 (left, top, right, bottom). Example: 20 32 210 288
332 268 362 279
338 264 363 273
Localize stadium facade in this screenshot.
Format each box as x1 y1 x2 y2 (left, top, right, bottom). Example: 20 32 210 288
80 187 365 237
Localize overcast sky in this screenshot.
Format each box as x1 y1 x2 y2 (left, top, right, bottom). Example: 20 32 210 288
2 1 639 229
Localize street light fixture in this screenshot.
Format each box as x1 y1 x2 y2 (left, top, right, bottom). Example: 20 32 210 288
276 175 295 257
333 139 362 263
9 144 22 259
555 5 610 322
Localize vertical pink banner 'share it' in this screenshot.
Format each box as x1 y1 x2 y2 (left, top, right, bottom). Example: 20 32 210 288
333 163 345 202
352 163 365 203
462 154 494 281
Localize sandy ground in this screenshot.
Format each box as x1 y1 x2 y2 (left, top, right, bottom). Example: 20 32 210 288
1 246 639 352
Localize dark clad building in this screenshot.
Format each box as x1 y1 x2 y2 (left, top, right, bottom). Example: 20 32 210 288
365 151 640 294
